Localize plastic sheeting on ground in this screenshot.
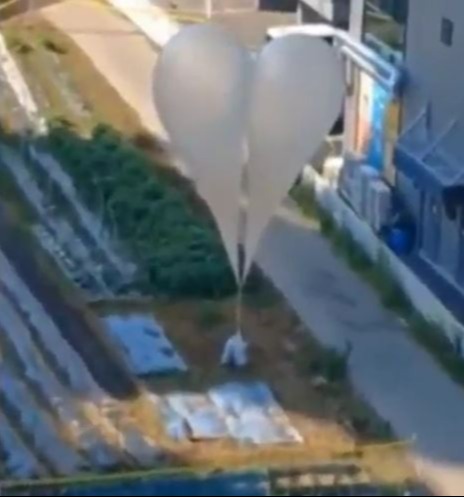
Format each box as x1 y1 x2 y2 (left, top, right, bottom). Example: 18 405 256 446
0 367 85 475
103 314 188 376
163 393 229 440
0 248 105 399
0 411 43 479
160 382 302 445
0 289 119 469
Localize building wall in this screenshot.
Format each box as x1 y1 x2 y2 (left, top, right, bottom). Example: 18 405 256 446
396 0 464 290
403 0 464 158
298 0 350 27
260 0 298 11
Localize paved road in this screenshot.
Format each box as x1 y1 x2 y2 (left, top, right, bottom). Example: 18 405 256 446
40 2 464 494
258 209 464 496
42 0 167 138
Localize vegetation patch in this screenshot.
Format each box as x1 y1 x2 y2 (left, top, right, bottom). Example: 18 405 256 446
43 122 262 298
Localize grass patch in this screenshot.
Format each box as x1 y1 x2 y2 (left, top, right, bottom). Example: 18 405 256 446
296 343 350 384
2 16 142 136
409 314 464 385
290 183 320 220
195 300 225 330
6 34 33 55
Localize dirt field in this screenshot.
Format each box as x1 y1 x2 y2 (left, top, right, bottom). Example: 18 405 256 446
0 9 416 486
91 295 415 485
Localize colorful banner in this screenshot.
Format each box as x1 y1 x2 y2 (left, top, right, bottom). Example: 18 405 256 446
354 72 399 181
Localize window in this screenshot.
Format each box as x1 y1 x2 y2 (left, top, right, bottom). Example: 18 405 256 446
441 18 454 47
363 0 409 58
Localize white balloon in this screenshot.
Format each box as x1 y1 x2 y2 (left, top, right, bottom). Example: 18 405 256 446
153 25 253 281
243 35 344 277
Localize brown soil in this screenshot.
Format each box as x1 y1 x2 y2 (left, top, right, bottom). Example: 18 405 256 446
92 295 413 483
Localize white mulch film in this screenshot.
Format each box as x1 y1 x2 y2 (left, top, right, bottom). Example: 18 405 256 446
29 148 137 280
0 411 43 479
164 393 229 440
0 252 165 473
0 32 135 284
103 314 188 376
0 248 106 399
160 382 302 445
121 429 162 467
0 145 110 297
0 289 119 469
0 368 85 475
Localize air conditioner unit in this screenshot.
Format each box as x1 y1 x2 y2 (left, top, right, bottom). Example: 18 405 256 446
359 164 378 219
368 179 392 233
339 152 364 204
323 156 344 188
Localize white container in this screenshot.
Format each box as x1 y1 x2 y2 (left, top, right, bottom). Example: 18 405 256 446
368 179 392 232
359 164 378 219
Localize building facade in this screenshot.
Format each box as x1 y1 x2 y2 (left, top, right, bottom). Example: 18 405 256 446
297 0 351 28
394 0 464 295
347 0 464 308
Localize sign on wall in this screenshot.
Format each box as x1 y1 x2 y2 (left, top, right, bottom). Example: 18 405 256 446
354 71 399 182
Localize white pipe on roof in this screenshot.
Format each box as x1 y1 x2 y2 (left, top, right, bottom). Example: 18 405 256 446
267 23 403 92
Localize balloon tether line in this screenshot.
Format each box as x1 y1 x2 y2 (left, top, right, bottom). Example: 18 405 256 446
236 280 244 339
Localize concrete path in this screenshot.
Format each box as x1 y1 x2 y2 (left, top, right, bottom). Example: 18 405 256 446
258 209 464 496
38 2 464 494
42 0 167 138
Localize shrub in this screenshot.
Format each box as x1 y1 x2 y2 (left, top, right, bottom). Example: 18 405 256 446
46 122 242 298
409 314 464 385
303 346 349 383
41 37 67 55
290 183 319 219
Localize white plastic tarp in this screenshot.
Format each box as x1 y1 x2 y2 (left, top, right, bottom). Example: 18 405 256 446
210 382 302 445
103 314 187 376
164 392 229 440
160 382 301 445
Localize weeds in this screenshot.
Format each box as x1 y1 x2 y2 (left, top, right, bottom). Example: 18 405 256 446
6 35 33 55
41 37 67 55
297 344 350 384
292 182 464 388
196 301 225 330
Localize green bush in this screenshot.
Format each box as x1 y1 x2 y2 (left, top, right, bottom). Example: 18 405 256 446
303 346 349 383
45 122 246 298
290 183 319 219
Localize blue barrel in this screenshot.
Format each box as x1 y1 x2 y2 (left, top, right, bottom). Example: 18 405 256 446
388 227 412 255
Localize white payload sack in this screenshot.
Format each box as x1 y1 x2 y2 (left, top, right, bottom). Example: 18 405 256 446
221 332 248 368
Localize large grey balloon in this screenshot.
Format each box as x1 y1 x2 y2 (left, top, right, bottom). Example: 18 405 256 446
154 25 253 281
243 35 344 277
